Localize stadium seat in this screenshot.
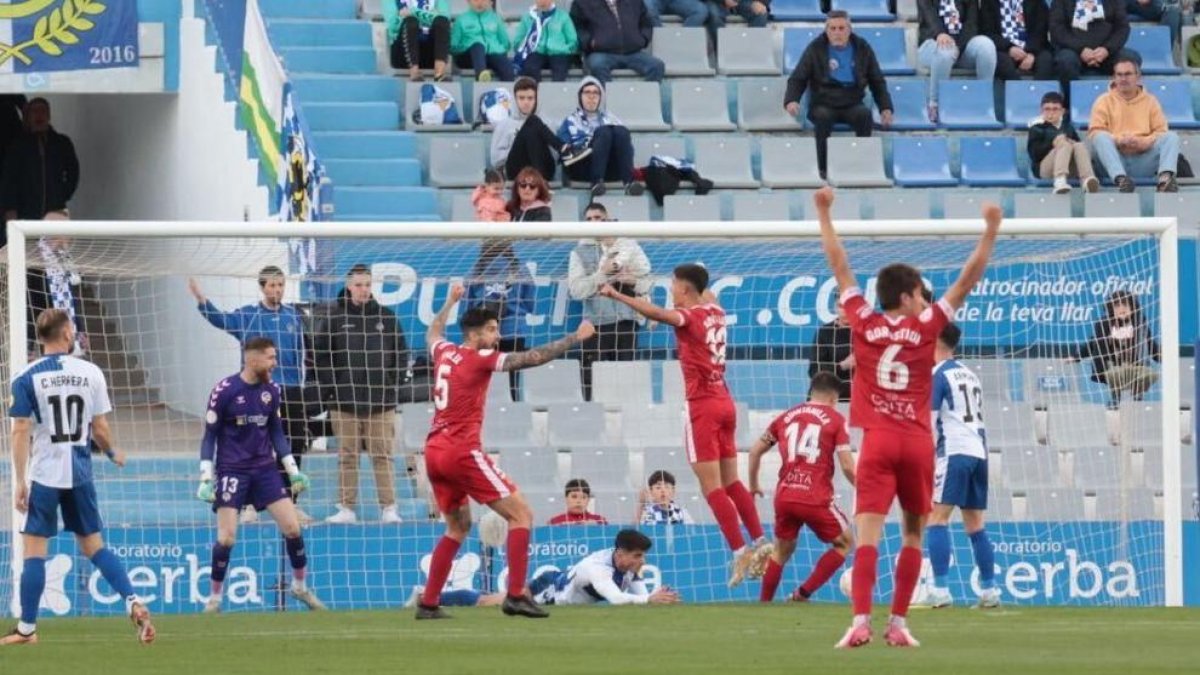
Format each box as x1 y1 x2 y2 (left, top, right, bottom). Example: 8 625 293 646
717 27 781 76
1020 487 1086 520
875 79 936 131
1120 402 1165 449
593 361 653 409
671 80 736 131
400 402 435 450
449 191 474 222
534 82 578 129
525 489 566 524
725 360 810 410
890 136 957 187
859 27 912 74
825 137 892 187
632 134 688 167
1049 405 1115 449
1155 192 1200 235
482 403 541 449
799 189 864 219
960 359 1016 403
760 137 824 188
936 80 1003 129
404 82 469 131
569 447 634 491
660 360 685 404
1071 447 1124 489
1022 358 1082 405
959 136 1026 186
596 195 652 222
782 27 824 73
1002 446 1067 488
1005 80 1061 129
495 0 528 19
987 402 1039 447
605 81 669 132
1014 193 1073 219
1181 357 1196 407
769 0 825 20
989 488 1016 521
1069 80 1110 128
832 0 895 21
732 192 793 221
691 136 759 188
428 136 485 188
487 373 513 405
1084 193 1141 218
622 403 686 448
1126 26 1181 74
734 402 754 449
942 190 1002 219
664 195 723 221
499 446 559 487
869 190 931 219
641 446 694 483
552 193 582 221
1181 134 1200 184
1089 488 1157 521
737 78 802 131
653 26 715 76
523 359 584 404
547 402 609 447
1142 79 1200 129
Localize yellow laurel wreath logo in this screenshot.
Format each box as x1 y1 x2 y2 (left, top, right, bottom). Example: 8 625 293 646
0 0 108 67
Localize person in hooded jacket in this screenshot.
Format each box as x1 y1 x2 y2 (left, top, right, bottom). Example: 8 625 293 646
512 0 579 82
570 0 665 82
491 77 569 181
557 77 645 197
1074 290 1161 409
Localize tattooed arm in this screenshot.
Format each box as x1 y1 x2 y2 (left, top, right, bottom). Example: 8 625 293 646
503 321 596 372
427 283 466 347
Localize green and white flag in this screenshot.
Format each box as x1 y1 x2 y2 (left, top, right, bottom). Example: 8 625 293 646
238 0 284 186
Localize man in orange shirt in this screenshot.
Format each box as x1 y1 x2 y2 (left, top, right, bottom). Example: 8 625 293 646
1087 55 1181 193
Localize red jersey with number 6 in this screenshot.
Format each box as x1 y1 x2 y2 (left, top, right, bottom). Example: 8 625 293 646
674 303 731 401
426 340 507 449
841 287 951 435
766 402 849 506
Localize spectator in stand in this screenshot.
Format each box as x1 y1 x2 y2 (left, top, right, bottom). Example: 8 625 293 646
1027 91 1100 194
548 479 610 525
1125 0 1181 52
807 303 853 401
638 470 695 525
508 166 554 221
473 168 511 221
314 264 408 525
0 94 25 246
570 0 665 82
1087 55 1180 192
450 0 515 82
917 0 997 123
2 98 79 224
1049 0 1136 83
512 0 579 82
558 77 646 197
783 11 893 180
708 0 769 29
384 0 452 82
466 238 537 399
644 0 709 28
491 77 569 180
1073 290 1160 409
980 0 1056 80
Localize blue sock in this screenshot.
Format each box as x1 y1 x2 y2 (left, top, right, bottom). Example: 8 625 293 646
19 557 46 626
90 548 135 599
969 529 996 590
527 569 560 596
926 524 951 588
440 589 482 606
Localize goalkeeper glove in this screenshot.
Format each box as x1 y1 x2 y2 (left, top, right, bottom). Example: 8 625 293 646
197 479 215 503
288 471 311 496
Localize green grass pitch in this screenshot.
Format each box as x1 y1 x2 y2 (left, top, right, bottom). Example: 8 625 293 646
1 604 1196 674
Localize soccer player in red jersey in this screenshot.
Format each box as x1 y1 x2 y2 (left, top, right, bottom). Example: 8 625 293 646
416 284 595 620
815 187 1001 648
599 264 771 587
748 372 857 604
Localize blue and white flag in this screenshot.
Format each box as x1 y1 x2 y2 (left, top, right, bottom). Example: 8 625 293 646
277 82 325 222
0 0 139 73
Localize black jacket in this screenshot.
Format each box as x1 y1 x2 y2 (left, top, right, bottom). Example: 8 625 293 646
918 0 982 48
1027 117 1082 177
784 33 893 112
808 320 853 401
570 0 653 56
1 127 79 220
313 295 408 414
1049 0 1128 53
511 204 552 221
1077 294 1160 385
980 0 1050 54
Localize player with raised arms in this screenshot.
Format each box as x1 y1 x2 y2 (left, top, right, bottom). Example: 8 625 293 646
2 309 155 645
815 186 1001 648
925 323 999 609
600 264 771 586
197 337 325 613
415 284 595 620
748 372 857 603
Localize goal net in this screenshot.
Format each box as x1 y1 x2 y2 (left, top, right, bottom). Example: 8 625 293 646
0 218 1185 618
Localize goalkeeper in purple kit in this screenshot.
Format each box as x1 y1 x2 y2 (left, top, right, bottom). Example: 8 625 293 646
197 337 325 612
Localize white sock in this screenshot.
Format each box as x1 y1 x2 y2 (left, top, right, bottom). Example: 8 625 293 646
16 621 36 635
733 546 747 557
852 614 870 628
889 614 907 628
292 576 307 592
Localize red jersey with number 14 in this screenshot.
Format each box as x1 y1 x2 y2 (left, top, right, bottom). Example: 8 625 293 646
673 303 731 401
766 402 849 506
427 340 507 449
842 287 951 435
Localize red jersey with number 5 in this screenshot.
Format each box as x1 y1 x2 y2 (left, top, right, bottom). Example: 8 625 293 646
427 340 507 449
841 287 951 435
674 303 731 401
766 402 849 505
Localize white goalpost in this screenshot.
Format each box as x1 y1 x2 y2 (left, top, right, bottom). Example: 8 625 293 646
0 217 1184 617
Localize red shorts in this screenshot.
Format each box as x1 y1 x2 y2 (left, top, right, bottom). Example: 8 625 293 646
855 429 934 516
424 439 517 514
684 396 737 463
774 499 850 543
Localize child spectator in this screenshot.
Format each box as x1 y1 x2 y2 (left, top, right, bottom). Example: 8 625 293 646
384 0 452 82
638 470 695 525
1027 91 1100 194
472 168 511 221
512 0 579 82
548 478 610 525
450 0 515 81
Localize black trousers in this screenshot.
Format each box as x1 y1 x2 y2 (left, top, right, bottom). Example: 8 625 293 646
498 336 527 401
579 319 639 401
390 16 450 69
808 102 873 177
504 116 560 182
276 384 318 503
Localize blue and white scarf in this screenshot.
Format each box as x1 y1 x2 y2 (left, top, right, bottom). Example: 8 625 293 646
414 83 462 125
640 502 689 525
514 5 554 74
38 237 82 352
649 155 696 172
1001 0 1026 48
1072 0 1105 31
939 0 962 35
402 0 437 35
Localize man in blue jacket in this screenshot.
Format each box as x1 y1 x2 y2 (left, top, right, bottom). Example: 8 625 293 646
570 0 665 82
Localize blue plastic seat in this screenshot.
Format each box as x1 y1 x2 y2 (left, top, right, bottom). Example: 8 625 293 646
859 26 913 75
890 137 957 187
1069 80 1110 129
783 27 823 73
874 79 936 130
937 80 1003 129
959 136 1026 187
770 0 825 20
1142 79 1200 129
1126 26 1181 74
1005 80 1061 129
832 0 895 21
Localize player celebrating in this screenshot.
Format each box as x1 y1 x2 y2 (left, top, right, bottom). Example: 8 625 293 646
815 186 1001 648
748 372 857 603
599 265 770 586
197 337 324 613
416 285 595 620
926 324 999 609
2 309 155 645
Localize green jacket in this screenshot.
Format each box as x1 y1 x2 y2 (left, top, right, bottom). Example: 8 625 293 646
450 9 511 55
382 0 451 44
512 7 579 56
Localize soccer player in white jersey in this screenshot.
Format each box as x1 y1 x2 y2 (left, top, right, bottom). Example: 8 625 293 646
2 309 155 646
926 324 999 609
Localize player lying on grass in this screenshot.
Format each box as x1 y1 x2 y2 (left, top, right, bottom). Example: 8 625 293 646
926 323 999 609
3 309 155 646
599 264 771 587
748 372 857 603
197 337 324 613
815 186 1001 648
416 284 595 620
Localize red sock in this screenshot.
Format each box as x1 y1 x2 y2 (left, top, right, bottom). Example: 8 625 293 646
724 481 765 541
851 545 878 616
705 488 746 551
800 548 846 597
760 558 783 602
420 536 461 607
891 546 923 618
506 527 531 598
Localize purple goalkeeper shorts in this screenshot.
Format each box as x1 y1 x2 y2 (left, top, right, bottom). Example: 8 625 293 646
213 468 289 513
